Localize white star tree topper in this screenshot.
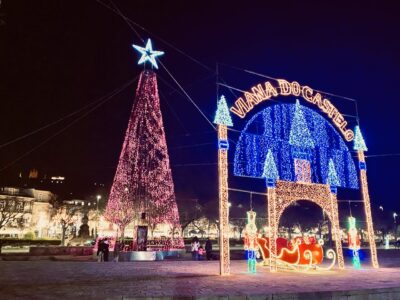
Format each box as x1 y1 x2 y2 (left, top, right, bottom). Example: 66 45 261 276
132 39 164 69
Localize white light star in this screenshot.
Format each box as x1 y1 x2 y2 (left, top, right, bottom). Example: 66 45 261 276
132 39 164 69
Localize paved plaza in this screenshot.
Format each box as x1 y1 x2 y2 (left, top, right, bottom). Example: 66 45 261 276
1 259 400 299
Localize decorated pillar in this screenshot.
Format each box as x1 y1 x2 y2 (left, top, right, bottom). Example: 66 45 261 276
267 187 277 271
329 192 345 269
263 149 279 272
214 95 233 275
354 126 379 268
327 159 345 269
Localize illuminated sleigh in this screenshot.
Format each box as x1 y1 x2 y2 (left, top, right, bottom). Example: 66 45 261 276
257 236 336 271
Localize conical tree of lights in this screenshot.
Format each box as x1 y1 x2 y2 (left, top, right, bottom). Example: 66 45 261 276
214 95 233 126
353 125 368 151
262 149 279 181
327 159 340 186
289 100 315 148
105 70 182 247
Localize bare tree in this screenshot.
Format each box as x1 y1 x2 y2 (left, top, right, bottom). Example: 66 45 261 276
51 204 80 246
177 198 202 236
0 197 28 231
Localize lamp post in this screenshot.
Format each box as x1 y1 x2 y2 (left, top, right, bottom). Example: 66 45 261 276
96 195 101 237
394 212 398 244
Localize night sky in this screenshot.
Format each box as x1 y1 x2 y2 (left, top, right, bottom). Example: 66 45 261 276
1 1 400 218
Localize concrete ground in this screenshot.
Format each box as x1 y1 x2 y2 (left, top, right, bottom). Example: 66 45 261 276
1 258 400 299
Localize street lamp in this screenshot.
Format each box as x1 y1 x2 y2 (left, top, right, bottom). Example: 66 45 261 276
96 195 101 237
394 212 398 244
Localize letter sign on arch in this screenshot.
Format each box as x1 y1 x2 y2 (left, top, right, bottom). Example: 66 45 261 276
229 79 354 141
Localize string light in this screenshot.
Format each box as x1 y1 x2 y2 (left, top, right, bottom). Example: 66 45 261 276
234 103 358 189
243 211 259 273
105 70 182 247
214 95 233 127
348 216 361 269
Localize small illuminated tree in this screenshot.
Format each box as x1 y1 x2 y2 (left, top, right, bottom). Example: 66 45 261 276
51 204 80 246
0 197 28 231
105 187 135 239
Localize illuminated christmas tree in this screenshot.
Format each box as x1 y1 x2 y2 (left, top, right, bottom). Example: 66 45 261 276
353 125 368 151
289 100 315 148
105 69 182 242
262 149 279 185
214 95 233 126
327 159 340 186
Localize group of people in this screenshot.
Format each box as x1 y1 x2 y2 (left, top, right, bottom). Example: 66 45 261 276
97 238 124 262
97 238 110 262
191 237 213 260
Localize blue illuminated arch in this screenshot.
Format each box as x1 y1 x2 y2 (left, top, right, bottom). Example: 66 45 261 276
233 103 358 189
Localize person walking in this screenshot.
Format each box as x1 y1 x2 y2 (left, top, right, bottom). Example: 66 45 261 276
103 238 110 262
113 240 121 262
205 237 213 260
97 239 104 262
191 236 200 260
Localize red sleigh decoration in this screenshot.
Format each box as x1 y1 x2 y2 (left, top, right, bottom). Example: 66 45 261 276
256 236 334 269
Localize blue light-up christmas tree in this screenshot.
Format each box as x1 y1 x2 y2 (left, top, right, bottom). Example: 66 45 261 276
353 125 367 151
262 149 279 181
327 159 340 186
289 100 315 148
214 95 233 126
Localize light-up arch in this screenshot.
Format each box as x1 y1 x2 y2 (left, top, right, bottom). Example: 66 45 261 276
214 80 379 275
